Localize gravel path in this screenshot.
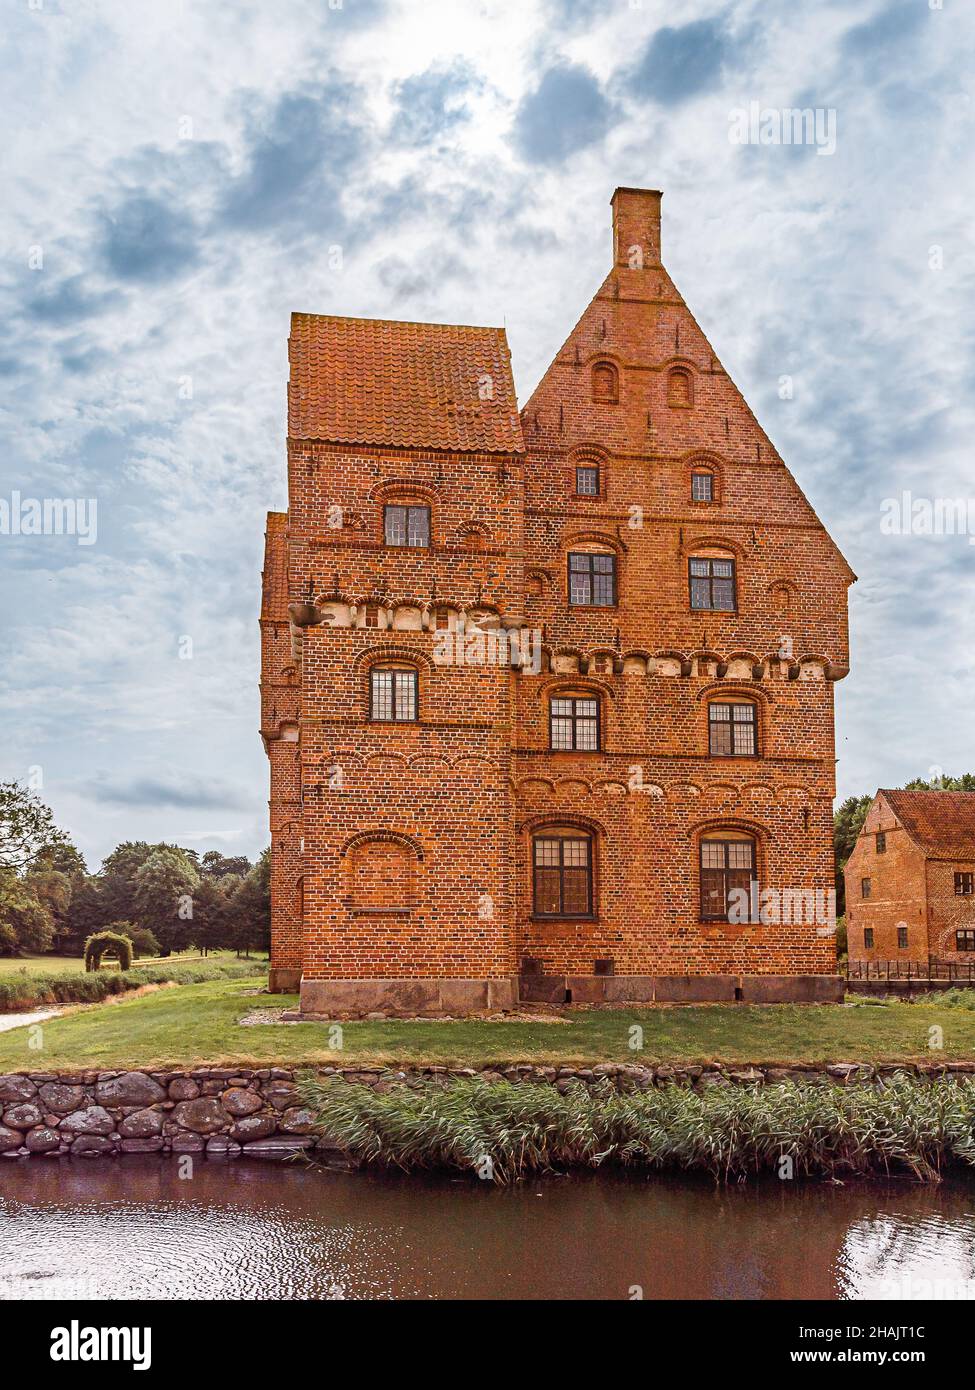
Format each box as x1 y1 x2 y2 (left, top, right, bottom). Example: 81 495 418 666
0 1006 63 1034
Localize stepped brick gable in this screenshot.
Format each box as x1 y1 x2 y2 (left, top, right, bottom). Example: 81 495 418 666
845 791 975 968
260 187 854 1015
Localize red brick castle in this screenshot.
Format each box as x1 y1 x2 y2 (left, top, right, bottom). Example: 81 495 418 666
260 188 854 1015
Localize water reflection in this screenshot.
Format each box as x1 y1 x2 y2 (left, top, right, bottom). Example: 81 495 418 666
1 1158 973 1301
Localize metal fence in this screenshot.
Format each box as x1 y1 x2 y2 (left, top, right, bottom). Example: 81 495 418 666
847 959 975 983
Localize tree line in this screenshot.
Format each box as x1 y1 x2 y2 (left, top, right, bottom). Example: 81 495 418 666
0 781 269 958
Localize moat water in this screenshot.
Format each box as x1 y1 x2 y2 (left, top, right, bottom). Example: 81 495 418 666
1 1159 973 1301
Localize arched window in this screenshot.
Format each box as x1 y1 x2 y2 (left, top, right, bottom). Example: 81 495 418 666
576 463 600 496
384 503 430 548
667 366 694 407
533 829 593 917
369 665 418 721
690 469 714 503
550 692 600 751
689 554 736 611
591 362 619 404
700 833 756 922
708 700 758 757
568 550 617 606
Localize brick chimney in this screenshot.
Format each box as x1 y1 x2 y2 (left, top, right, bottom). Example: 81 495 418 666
611 186 662 270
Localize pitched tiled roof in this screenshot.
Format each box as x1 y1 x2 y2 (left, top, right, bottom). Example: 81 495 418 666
882 790 975 857
288 313 524 454
261 511 289 622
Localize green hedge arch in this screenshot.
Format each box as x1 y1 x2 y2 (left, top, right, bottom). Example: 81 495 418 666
84 928 134 973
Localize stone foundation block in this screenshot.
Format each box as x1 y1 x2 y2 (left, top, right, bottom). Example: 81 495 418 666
299 976 518 1018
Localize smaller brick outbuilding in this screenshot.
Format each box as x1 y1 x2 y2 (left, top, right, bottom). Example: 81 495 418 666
845 790 975 967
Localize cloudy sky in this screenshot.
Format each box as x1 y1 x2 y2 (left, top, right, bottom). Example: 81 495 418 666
2 0 973 870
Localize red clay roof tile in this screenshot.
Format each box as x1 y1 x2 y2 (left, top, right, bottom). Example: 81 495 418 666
882 789 975 857
288 313 524 454
261 511 289 622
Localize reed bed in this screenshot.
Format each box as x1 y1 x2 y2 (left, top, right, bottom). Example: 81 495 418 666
0 958 258 1013
298 1073 975 1185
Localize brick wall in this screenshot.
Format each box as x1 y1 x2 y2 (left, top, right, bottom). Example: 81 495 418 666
261 187 851 1000
845 798 929 964
845 793 975 965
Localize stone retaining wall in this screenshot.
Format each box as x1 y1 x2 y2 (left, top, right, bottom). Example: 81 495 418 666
2 1061 972 1162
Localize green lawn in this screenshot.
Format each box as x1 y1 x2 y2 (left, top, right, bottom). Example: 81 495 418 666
0 950 259 976
1 975 974 1072
0 955 91 974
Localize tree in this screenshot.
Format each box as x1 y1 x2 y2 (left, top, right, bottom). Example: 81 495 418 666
98 841 158 924
201 851 252 880
0 868 55 955
904 773 975 792
133 848 200 955
833 794 872 915
226 849 270 957
38 840 87 878
61 875 107 955
128 925 161 958
188 876 232 956
23 865 71 937
0 782 67 871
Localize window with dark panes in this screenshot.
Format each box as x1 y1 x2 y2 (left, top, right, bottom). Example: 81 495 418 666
876 831 886 853
864 927 874 949
576 465 599 496
369 667 418 722
955 872 974 895
689 557 736 611
550 696 599 751
708 702 757 756
956 929 975 951
568 552 616 605
699 837 755 921
897 925 909 949
691 472 713 502
533 834 593 917
861 877 871 899
384 504 430 548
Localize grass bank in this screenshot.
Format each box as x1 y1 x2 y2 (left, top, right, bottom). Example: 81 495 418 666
0 955 92 976
0 958 260 1014
2 976 975 1070
298 1072 975 1183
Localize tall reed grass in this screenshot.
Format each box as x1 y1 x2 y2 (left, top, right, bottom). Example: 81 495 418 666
298 1073 975 1184
0 959 259 1013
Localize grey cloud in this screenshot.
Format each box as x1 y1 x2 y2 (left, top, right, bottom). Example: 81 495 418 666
374 250 466 303
627 18 731 105
88 771 254 812
27 273 125 324
544 0 609 26
390 63 480 148
364 175 518 244
59 338 111 374
841 0 930 58
99 193 201 283
324 0 387 28
513 63 612 166
218 84 367 232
